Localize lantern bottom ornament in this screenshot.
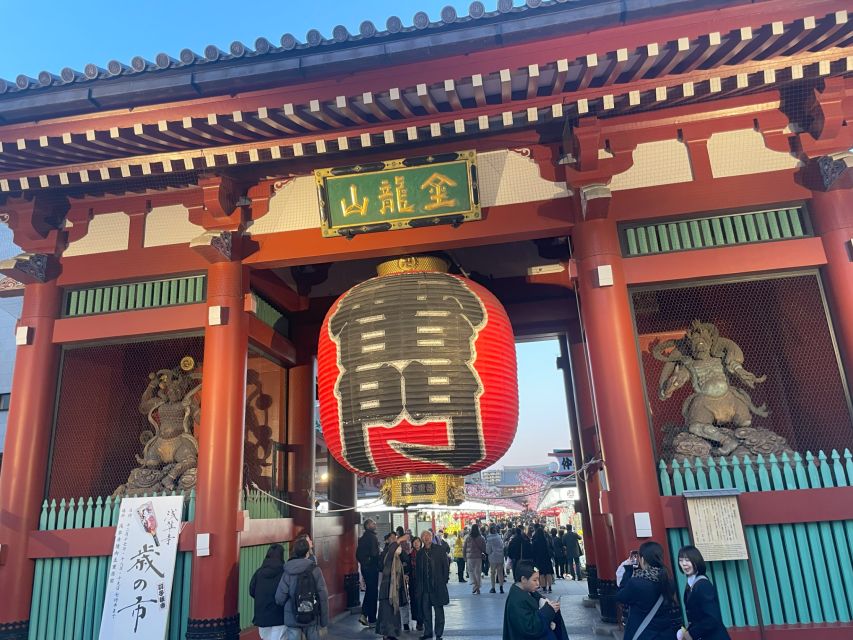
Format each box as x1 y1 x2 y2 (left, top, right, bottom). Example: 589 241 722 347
380 473 466 507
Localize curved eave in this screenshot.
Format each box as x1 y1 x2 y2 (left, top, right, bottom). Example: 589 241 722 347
0 0 749 124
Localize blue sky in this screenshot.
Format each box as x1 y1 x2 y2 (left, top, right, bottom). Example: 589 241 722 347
0 0 573 467
499 339 571 468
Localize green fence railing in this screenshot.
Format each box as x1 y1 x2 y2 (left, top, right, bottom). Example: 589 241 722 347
242 488 288 520
64 274 206 318
659 451 853 628
29 492 195 640
622 206 810 257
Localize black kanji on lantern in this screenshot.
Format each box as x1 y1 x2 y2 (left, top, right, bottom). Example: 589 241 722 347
328 272 487 473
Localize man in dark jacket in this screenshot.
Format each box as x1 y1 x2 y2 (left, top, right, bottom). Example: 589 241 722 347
356 518 381 626
249 544 286 640
416 530 450 640
562 525 583 580
275 538 329 639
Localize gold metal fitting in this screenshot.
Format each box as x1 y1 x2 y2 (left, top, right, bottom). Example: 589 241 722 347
376 255 450 276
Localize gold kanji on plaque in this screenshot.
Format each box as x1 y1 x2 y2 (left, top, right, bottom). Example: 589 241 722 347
340 184 369 217
378 176 415 215
420 173 458 211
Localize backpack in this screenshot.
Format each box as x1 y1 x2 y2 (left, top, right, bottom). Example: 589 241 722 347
293 567 319 625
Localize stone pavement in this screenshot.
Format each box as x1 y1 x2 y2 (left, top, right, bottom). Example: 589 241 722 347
328 575 605 640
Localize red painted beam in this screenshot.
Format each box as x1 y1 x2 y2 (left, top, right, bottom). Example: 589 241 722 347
612 170 812 222
52 303 207 344
661 486 853 529
27 523 197 558
244 199 574 269
248 315 297 364
623 237 826 285
58 245 209 287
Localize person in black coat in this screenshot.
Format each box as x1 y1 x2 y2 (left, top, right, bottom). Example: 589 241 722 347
677 546 731 640
415 530 450 640
616 541 679 640
531 525 555 593
249 544 286 640
357 518 381 626
562 525 583 580
551 529 567 579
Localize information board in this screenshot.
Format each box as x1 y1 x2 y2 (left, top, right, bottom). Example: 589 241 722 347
684 489 748 561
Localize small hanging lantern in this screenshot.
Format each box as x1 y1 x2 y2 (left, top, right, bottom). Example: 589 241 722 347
317 255 518 506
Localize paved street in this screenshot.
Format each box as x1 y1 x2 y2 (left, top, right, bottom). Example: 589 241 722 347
329 576 602 640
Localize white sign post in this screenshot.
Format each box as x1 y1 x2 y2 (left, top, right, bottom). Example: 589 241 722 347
99 495 185 640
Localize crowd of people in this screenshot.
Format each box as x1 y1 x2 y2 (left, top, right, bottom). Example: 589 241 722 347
245 517 731 640
357 518 586 640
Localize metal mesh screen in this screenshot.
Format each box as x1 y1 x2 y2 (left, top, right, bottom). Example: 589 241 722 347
49 336 205 500
631 272 853 461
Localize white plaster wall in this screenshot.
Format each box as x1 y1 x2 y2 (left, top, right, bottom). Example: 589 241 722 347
610 139 693 191
478 149 570 207
245 177 323 235
64 211 130 256
144 204 204 247
708 128 801 178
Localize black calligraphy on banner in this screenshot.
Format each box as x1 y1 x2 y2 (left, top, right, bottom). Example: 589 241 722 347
328 272 487 473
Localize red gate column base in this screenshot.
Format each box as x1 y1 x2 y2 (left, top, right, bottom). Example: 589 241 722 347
185 615 240 640
0 620 29 640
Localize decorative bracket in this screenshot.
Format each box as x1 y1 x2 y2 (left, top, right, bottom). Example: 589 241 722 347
0 252 51 284
818 152 853 190
0 194 69 255
562 118 636 219
189 229 235 263
185 175 248 232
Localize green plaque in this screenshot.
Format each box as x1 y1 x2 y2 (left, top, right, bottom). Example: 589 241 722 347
315 150 480 237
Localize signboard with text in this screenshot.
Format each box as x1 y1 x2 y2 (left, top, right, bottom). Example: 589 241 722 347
684 489 748 561
315 150 480 237
99 495 184 640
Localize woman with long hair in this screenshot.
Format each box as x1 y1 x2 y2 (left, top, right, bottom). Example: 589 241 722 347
464 524 487 594
616 541 679 640
676 546 731 640
376 533 410 640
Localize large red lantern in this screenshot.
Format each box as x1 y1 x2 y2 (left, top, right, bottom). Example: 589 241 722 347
317 255 518 505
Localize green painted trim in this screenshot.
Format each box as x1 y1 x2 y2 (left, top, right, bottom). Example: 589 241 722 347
63 275 206 318
250 292 291 339
659 451 853 627
622 207 811 257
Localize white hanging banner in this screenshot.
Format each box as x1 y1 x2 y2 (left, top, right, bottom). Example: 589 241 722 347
99 495 185 640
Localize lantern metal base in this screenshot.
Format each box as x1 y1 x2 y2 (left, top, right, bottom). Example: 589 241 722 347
381 473 465 507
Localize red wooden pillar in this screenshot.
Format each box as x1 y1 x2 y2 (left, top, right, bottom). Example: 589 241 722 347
287 343 316 537
573 217 666 612
0 280 61 639
810 185 853 390
187 259 248 640
569 338 618 592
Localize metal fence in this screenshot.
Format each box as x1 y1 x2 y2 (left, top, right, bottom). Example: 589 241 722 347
660 451 853 627
29 492 194 640
631 273 853 461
